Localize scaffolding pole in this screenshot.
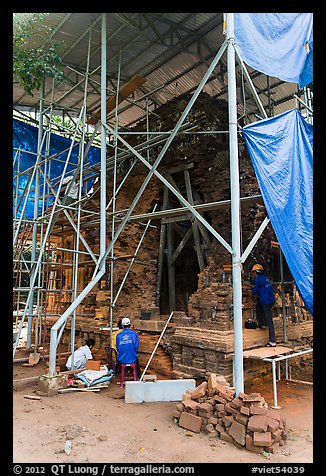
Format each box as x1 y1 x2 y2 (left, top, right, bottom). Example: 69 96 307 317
227 12 244 395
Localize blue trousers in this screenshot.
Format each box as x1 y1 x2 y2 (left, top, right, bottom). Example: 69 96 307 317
256 301 276 343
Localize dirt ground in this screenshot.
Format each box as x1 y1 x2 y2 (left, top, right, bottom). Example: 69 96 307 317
12 356 314 465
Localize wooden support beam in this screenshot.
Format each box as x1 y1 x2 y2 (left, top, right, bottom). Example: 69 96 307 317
167 221 176 311
162 162 194 175
87 75 146 125
155 186 168 307
170 226 193 266
184 170 205 272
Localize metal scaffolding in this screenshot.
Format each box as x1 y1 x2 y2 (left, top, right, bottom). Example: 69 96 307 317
13 13 313 395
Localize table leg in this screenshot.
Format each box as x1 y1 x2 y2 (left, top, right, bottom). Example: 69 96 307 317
271 359 281 409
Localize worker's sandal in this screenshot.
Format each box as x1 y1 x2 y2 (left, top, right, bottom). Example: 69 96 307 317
266 342 276 347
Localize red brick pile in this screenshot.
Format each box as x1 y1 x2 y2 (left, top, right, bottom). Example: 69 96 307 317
173 374 288 454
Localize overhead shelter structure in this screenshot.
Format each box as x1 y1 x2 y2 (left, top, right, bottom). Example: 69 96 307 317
13 13 313 395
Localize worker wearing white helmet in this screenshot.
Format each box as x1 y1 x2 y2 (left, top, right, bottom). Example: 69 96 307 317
116 317 139 372
251 264 276 347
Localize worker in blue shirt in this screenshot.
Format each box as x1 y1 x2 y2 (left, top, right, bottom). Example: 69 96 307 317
116 317 140 376
251 264 276 347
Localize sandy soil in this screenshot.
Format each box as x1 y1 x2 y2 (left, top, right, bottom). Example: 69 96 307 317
12 357 313 465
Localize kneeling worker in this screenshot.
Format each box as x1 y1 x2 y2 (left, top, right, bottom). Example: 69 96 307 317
116 317 140 378
66 338 95 370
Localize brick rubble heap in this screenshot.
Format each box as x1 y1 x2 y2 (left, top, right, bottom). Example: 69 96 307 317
173 374 288 454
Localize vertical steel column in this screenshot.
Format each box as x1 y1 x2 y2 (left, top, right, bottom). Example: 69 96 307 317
27 80 44 349
99 13 107 273
227 13 244 395
109 49 121 346
279 247 288 378
70 26 93 369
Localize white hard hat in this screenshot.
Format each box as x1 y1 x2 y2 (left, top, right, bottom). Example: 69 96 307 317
122 317 130 326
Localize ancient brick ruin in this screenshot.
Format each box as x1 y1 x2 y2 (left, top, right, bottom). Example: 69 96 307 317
45 92 313 381
174 374 288 454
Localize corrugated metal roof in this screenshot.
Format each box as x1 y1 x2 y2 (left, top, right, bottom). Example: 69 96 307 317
13 13 311 127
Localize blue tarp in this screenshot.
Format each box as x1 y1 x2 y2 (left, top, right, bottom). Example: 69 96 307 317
234 13 313 87
242 109 313 315
13 119 101 218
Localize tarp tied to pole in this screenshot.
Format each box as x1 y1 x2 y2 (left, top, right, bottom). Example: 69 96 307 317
13 119 101 218
234 13 313 88
242 109 313 315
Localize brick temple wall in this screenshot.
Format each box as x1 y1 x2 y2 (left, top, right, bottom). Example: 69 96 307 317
44 92 313 381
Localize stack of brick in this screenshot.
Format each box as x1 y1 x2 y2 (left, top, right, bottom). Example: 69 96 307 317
173 374 287 454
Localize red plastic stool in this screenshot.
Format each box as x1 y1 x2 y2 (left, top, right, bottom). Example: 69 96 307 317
120 362 138 388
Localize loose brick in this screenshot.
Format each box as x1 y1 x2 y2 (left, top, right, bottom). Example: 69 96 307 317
230 397 243 409
235 412 249 426
183 400 199 414
265 441 280 454
206 397 216 406
215 403 225 412
208 416 218 426
228 420 246 446
247 415 268 432
220 431 234 443
243 392 264 403
245 434 263 454
222 415 234 427
214 395 228 404
207 374 218 396
253 431 272 447
205 423 215 433
272 428 282 440
219 390 234 402
225 402 239 416
182 393 192 401
175 403 184 413
239 392 248 400
240 405 250 416
178 412 203 433
201 417 209 427
198 402 214 414
250 406 266 415
191 381 208 400
172 410 182 419
266 417 280 432
233 440 245 450
216 375 229 385
215 423 225 434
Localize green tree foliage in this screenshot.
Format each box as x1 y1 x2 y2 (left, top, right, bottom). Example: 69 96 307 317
13 13 65 96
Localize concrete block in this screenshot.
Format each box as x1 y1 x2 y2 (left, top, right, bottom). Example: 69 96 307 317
124 379 196 403
38 373 67 396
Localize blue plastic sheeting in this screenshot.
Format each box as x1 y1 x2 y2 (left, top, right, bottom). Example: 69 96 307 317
234 13 313 88
13 119 101 218
242 109 313 315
